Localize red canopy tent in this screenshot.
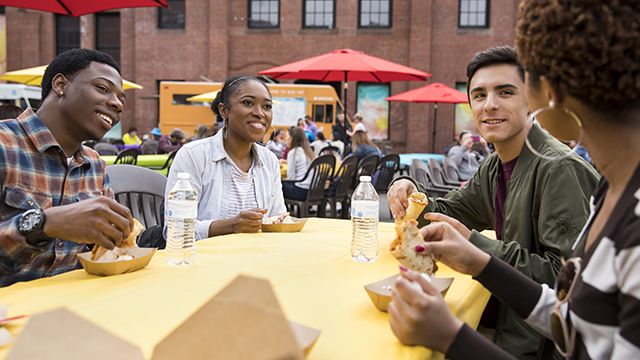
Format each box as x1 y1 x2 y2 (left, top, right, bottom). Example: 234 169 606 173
258 49 430 116
0 0 167 17
386 83 468 152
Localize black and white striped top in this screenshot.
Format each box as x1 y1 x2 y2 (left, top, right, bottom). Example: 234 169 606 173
446 164 640 360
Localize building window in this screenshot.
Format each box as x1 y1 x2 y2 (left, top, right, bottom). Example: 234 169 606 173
459 0 489 28
158 0 185 29
359 0 391 28
96 13 120 64
303 0 335 29
56 15 80 55
248 0 280 28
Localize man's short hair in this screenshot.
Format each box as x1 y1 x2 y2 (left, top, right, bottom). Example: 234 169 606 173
466 46 525 93
170 129 185 140
41 48 121 100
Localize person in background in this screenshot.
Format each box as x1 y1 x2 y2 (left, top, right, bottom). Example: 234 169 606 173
446 132 485 181
569 140 592 166
351 130 381 160
310 132 331 156
166 75 286 239
386 46 599 359
443 130 470 155
389 1 640 359
0 104 23 120
158 128 185 154
297 117 316 143
332 112 352 148
304 114 318 137
0 48 133 287
190 124 210 142
122 126 142 146
282 127 315 201
266 128 287 159
347 111 366 136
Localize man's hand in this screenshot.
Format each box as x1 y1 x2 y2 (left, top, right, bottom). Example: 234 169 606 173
43 196 133 250
389 268 463 352
231 208 267 233
420 222 490 277
387 179 418 220
423 212 471 240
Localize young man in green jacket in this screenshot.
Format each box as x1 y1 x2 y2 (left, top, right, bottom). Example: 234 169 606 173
387 46 599 359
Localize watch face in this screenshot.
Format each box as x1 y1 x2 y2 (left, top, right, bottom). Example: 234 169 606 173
19 210 42 232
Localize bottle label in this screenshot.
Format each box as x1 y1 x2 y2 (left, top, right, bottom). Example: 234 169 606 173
351 200 379 218
167 199 197 219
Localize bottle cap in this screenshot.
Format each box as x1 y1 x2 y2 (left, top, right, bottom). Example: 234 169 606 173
359 175 371 182
177 172 191 180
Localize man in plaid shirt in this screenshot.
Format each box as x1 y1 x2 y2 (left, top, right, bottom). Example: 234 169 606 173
0 49 134 287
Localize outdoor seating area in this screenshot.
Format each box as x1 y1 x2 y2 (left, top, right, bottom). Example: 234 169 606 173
1 1 636 360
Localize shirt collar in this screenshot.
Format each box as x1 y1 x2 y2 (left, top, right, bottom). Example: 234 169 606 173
18 108 90 164
211 129 264 167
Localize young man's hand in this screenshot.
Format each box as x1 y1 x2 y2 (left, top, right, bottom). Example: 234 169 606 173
387 179 418 220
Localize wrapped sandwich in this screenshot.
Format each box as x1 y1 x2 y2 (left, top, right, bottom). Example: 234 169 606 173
90 218 145 262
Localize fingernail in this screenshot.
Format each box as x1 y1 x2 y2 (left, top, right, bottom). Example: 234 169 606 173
415 245 425 253
399 265 409 272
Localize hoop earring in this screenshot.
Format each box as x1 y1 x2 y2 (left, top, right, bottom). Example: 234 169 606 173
524 101 584 161
223 118 228 140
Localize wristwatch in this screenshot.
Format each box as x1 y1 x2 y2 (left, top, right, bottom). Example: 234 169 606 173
17 208 52 247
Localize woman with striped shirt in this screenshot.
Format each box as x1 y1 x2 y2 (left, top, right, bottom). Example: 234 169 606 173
166 76 286 239
388 1 640 359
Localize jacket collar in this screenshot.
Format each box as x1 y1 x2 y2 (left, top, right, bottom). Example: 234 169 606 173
510 122 549 181
210 129 264 167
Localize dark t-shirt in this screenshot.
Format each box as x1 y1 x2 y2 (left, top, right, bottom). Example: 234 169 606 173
494 157 518 240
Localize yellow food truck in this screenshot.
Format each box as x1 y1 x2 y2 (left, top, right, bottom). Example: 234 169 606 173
159 81 343 139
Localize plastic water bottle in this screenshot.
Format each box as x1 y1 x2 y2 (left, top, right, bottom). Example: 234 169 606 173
166 172 197 266
351 175 379 263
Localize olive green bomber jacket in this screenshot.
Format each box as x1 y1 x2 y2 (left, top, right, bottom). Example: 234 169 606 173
395 123 600 359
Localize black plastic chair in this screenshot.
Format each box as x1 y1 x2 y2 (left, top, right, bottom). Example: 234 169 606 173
283 154 335 218
373 153 400 193
325 155 359 218
106 164 167 230
94 142 119 156
148 150 178 174
114 148 139 165
443 157 463 183
319 145 341 157
353 153 380 190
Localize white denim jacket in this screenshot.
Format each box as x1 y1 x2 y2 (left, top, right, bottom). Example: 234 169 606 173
165 131 286 240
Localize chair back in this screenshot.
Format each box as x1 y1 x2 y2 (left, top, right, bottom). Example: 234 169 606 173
163 150 178 171
354 154 380 188
373 154 400 191
319 145 340 157
303 155 336 202
140 140 159 154
106 165 167 229
333 155 359 200
94 142 119 156
428 159 450 187
443 157 462 183
114 148 139 165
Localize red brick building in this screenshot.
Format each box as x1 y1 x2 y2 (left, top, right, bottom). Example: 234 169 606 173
4 0 519 153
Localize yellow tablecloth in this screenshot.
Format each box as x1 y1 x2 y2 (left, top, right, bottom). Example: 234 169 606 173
0 219 490 359
102 154 170 175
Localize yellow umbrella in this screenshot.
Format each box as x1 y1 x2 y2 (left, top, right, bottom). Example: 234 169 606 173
186 91 218 102
0 65 143 90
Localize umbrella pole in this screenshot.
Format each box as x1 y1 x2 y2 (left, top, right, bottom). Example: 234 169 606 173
431 103 439 153
342 71 348 116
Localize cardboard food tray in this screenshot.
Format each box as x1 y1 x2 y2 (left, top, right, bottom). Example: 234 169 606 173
77 247 157 276
364 274 453 312
261 218 307 233
7 275 320 360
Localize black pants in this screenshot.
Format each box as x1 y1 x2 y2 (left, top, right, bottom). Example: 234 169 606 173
282 182 308 201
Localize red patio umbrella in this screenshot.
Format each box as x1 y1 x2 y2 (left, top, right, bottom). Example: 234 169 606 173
258 49 430 116
0 0 167 17
385 83 468 152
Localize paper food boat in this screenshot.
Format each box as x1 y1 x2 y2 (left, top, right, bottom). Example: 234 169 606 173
77 248 156 276
7 275 320 360
364 274 453 312
261 217 308 233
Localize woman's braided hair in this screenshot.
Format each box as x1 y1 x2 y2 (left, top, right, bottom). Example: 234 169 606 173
516 0 640 115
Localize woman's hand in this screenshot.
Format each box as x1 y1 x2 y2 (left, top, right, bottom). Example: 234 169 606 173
420 222 490 277
389 268 463 353
231 208 267 233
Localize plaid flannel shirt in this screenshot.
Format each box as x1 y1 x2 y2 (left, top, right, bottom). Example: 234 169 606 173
0 109 113 287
